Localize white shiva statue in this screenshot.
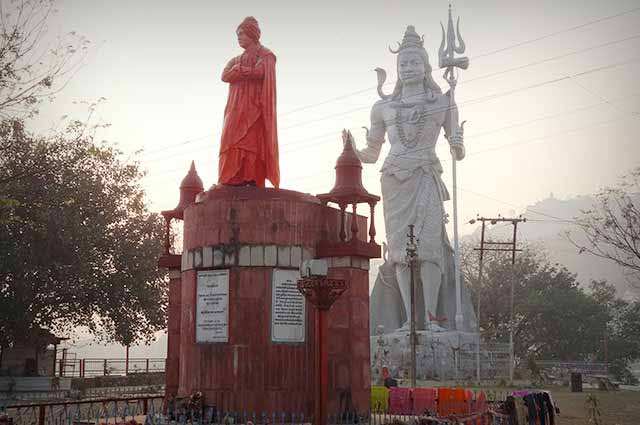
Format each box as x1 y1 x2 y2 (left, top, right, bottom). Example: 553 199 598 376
357 25 476 332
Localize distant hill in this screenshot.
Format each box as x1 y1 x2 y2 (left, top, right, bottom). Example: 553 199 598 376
465 194 636 298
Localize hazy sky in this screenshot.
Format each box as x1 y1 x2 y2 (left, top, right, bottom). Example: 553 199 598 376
34 0 640 238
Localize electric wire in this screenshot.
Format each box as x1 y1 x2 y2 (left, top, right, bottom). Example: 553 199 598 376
143 97 638 184
471 5 640 60
136 8 640 159
268 113 636 202
141 89 640 167
280 6 640 116
279 56 640 132
141 55 640 167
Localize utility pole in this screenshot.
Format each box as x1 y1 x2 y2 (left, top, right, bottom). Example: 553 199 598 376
470 218 487 383
470 216 526 384
406 224 419 388
604 328 609 376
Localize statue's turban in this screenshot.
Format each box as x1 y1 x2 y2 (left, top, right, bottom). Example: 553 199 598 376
237 16 261 42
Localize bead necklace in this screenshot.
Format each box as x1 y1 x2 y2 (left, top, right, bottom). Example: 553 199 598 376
395 103 426 149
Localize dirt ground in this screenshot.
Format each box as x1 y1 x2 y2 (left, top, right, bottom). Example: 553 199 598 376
549 386 640 425
410 381 640 424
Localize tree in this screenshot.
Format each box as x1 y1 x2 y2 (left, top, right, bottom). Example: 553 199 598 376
0 117 167 351
590 280 640 384
569 167 640 291
462 244 609 362
607 300 640 384
0 0 88 119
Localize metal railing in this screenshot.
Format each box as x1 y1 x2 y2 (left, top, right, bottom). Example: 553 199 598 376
0 396 509 425
537 360 609 377
0 396 164 425
55 359 166 378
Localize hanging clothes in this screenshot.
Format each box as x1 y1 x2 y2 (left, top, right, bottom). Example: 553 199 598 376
542 392 556 425
522 394 539 425
515 397 528 425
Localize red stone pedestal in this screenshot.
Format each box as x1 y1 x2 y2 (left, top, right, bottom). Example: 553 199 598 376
165 185 374 417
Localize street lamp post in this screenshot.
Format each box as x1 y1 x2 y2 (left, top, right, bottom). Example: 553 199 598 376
406 225 418 388
298 273 348 425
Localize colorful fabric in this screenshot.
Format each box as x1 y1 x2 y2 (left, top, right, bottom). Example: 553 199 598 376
523 394 539 425
437 387 453 416
475 391 488 413
515 398 528 425
453 387 470 415
412 387 437 415
370 386 389 413
389 387 412 414
542 392 555 425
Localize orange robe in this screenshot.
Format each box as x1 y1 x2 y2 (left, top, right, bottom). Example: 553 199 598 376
218 45 279 188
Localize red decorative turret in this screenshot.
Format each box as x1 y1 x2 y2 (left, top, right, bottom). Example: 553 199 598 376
176 161 204 217
319 131 378 204
159 161 203 260
316 130 381 258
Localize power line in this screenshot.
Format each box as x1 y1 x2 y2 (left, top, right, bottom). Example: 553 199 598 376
460 33 640 87
140 38 640 185
141 55 640 166
143 111 636 185
279 35 640 131
280 114 635 207
142 134 211 157
277 56 640 132
136 9 640 159
471 6 640 60
283 6 640 116
285 90 640 158
458 187 577 224
144 89 640 167
294 111 635 180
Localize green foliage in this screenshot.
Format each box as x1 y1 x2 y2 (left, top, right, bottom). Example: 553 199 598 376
0 118 167 347
463 246 608 362
585 280 640 382
609 359 639 385
463 242 640 380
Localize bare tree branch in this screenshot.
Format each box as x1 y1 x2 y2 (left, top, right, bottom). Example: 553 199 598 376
0 0 88 118
567 167 640 291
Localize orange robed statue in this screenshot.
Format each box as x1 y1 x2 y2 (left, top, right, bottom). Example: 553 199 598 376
218 16 279 188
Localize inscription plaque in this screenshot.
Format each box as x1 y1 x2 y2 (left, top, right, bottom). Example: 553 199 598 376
271 269 305 343
196 269 229 343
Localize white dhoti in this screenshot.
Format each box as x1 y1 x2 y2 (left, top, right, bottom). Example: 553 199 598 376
381 163 450 268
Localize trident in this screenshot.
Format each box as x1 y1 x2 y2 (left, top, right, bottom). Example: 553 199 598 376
438 4 468 333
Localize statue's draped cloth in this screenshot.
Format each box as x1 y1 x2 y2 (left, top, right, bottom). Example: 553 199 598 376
382 165 448 267
376 115 450 267
366 111 477 331
218 46 279 188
